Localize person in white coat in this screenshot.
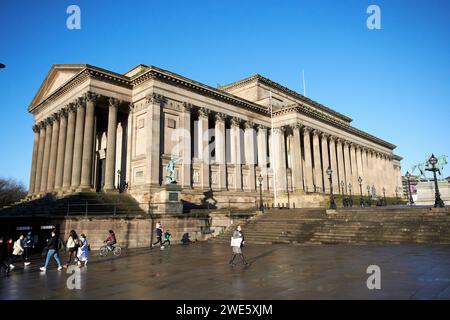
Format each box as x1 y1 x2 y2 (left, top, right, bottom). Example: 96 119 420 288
9 234 25 270
77 234 89 267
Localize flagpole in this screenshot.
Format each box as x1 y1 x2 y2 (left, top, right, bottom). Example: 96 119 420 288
269 90 277 207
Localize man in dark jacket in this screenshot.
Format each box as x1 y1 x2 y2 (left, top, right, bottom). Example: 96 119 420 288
152 222 163 248
39 230 63 272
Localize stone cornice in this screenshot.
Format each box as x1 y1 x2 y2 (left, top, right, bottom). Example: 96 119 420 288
274 104 396 150
220 73 352 123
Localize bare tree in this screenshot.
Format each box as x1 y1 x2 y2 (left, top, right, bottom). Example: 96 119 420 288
0 178 27 207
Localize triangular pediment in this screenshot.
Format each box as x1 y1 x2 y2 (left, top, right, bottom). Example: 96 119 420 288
29 64 88 110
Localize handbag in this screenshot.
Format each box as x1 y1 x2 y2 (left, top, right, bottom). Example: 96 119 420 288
230 237 243 247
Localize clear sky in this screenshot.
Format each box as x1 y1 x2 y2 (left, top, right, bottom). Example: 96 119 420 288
0 0 449 187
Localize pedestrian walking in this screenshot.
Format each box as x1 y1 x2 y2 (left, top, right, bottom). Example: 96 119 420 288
162 229 171 247
9 234 25 270
229 225 248 266
40 230 63 272
152 222 163 248
77 234 89 267
65 230 79 268
0 236 10 277
22 231 33 266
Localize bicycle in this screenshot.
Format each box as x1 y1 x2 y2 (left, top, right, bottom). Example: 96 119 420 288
99 243 122 257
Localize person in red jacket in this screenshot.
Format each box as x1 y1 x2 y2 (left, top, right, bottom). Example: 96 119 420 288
105 230 117 252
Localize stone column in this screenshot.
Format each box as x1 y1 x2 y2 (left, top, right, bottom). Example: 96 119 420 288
230 117 242 190
312 130 323 192
46 113 60 192
302 126 314 192
197 108 210 189
320 132 330 193
104 97 119 191
328 136 339 194
336 139 346 194
79 92 97 190
71 98 86 190
28 125 40 195
147 94 163 186
54 109 68 191
355 145 364 183
273 126 287 193
349 143 358 190
40 118 53 192
181 103 193 188
63 104 76 191
361 147 369 189
342 141 352 193
34 122 46 194
214 112 226 190
256 125 269 191
290 123 304 192
244 121 256 191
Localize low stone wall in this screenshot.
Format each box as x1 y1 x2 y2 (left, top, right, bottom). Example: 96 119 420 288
57 211 254 250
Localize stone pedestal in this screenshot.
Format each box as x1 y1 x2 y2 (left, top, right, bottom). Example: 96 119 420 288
153 184 183 214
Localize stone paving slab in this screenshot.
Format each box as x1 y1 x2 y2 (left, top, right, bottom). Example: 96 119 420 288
1 244 450 300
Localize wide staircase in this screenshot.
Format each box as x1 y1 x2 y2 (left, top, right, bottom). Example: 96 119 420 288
212 207 450 245
0 192 146 217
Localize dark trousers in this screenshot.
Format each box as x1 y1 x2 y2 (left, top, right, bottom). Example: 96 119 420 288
162 239 171 246
66 247 77 264
9 254 24 265
229 253 248 265
23 247 30 262
153 236 162 246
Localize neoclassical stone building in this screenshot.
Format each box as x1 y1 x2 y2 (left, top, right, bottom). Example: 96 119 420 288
27 64 402 208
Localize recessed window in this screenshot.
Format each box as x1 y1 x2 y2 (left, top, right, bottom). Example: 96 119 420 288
136 171 143 178
168 119 176 129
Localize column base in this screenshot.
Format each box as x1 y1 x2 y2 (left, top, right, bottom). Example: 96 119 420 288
76 186 95 192
103 188 119 193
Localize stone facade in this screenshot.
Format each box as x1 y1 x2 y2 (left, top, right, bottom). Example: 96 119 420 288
27 64 402 208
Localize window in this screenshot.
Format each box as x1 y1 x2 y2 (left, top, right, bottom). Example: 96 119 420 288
167 119 176 129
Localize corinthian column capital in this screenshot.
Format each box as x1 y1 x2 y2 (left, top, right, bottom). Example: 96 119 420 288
83 91 99 103
146 93 166 104
108 97 120 108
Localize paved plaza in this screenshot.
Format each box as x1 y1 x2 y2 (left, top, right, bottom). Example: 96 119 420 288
1 243 450 300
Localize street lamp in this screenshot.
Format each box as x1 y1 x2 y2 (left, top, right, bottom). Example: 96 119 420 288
382 187 386 206
405 171 415 206
258 174 264 211
358 176 364 207
326 167 336 209
117 170 121 190
367 185 371 207
426 154 445 208
341 180 346 207
348 183 353 207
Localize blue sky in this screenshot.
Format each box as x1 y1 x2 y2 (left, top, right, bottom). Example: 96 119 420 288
0 0 449 186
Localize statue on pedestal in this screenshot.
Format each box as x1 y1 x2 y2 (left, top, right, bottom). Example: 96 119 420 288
164 155 181 184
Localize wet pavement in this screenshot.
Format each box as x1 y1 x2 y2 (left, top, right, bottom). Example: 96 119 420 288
1 243 450 299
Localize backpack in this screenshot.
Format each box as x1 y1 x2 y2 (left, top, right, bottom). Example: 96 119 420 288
58 238 65 251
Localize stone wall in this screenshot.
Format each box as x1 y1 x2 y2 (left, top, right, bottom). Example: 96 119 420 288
57 212 254 250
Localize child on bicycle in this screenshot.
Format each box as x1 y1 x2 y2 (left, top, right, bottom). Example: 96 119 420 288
105 230 117 251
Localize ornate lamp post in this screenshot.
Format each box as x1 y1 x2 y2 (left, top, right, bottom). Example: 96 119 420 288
405 171 415 206
341 180 346 207
258 174 264 211
358 176 364 207
426 154 445 208
117 170 121 190
348 183 353 207
367 185 371 207
382 187 386 206
326 167 337 209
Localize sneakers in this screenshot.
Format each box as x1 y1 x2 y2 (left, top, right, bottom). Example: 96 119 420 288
160 246 165 250
57 266 63 271
84 260 88 266
24 262 31 266
9 264 15 269
39 267 46 272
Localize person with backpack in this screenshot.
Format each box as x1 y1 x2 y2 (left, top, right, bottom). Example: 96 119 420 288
22 231 33 266
9 234 25 270
40 230 63 272
65 230 79 268
77 234 89 267
229 225 248 267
